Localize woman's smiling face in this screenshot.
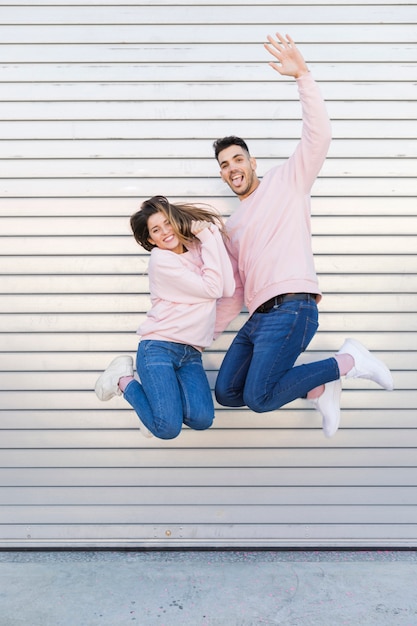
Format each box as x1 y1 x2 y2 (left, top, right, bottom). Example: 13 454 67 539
147 211 184 254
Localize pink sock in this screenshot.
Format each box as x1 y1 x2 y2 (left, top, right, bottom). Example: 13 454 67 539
307 353 354 400
307 384 325 400
118 375 134 393
335 353 354 376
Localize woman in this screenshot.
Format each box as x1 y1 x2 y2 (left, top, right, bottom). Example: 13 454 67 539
95 195 235 440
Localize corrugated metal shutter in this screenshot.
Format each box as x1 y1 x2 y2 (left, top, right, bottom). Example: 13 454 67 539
1 1 416 548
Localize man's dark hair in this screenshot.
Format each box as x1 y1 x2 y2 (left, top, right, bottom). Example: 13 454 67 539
212 136 250 161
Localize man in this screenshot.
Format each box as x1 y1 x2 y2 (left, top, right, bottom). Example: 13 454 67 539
213 32 393 437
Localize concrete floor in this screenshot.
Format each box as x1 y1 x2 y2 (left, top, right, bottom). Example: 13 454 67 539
1 550 417 625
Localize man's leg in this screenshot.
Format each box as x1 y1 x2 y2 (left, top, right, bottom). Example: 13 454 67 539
215 320 254 407
243 299 339 412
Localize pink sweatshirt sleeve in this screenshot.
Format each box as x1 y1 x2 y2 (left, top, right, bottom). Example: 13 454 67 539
149 226 234 303
211 227 235 298
213 249 244 339
290 73 332 191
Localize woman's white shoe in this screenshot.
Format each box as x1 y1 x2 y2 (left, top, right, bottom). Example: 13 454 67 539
95 355 134 401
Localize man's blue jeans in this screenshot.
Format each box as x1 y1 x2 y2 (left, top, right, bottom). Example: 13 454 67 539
124 340 214 439
215 297 340 412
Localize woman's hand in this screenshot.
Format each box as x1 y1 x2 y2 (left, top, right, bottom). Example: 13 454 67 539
191 220 212 235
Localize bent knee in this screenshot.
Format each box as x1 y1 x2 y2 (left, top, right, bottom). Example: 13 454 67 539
185 411 214 431
215 388 244 408
153 424 182 440
192 417 214 431
214 383 225 404
245 395 284 413
214 388 227 406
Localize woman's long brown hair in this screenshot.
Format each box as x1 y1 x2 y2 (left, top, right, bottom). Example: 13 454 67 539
130 195 227 252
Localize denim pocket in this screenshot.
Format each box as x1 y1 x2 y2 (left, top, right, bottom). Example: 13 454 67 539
300 303 319 351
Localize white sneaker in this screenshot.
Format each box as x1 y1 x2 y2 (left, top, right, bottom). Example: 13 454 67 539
310 379 342 438
337 338 394 391
95 355 134 401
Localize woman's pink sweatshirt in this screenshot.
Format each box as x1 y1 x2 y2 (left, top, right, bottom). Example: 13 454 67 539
137 225 235 351
214 73 332 338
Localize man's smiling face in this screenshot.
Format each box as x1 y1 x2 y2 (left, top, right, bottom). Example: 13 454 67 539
218 145 260 200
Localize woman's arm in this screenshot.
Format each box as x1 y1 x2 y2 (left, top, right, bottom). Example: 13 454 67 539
149 225 233 302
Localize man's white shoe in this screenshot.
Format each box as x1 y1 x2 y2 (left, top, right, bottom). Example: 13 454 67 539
95 355 134 401
310 379 342 438
337 338 394 391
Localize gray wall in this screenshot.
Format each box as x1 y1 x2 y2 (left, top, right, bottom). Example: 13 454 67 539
1 1 417 547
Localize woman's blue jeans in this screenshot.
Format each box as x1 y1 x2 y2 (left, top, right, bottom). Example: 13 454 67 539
123 340 214 439
215 297 340 412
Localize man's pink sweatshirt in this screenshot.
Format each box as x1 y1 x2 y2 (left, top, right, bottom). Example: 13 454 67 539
214 72 332 338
